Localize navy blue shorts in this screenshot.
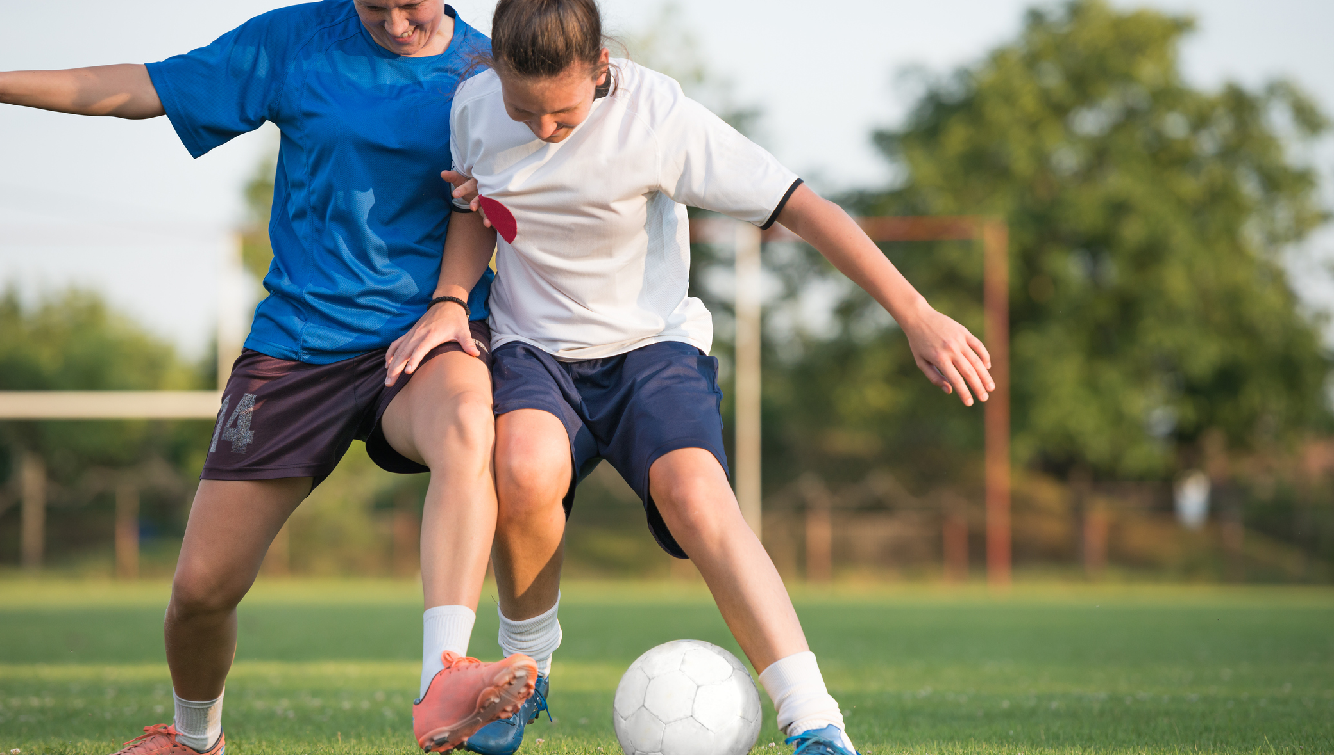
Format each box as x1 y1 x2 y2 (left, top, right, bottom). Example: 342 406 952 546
491 340 729 559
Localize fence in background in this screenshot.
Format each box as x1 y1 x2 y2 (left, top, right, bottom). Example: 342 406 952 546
2 220 1015 584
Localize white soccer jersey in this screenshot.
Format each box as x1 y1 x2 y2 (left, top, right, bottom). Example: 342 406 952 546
450 59 801 360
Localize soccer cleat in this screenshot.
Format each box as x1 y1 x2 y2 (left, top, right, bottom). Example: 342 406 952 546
785 725 859 755
110 724 224 755
413 651 538 753
463 673 550 755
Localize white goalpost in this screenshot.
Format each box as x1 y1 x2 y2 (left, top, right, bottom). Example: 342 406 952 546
0 227 247 573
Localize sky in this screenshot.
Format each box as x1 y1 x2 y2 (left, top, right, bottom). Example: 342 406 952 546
1 0 1331 359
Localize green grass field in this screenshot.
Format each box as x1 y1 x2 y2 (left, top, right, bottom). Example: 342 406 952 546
0 580 1330 755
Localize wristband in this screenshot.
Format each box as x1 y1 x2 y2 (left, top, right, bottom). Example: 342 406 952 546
428 295 470 314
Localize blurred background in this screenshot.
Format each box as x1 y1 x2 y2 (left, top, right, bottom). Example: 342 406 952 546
2 0 1332 584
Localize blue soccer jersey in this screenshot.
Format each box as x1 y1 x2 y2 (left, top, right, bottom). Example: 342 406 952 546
147 1 493 364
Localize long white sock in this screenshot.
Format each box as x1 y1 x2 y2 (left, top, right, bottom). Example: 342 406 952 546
419 605 477 697
758 651 854 752
173 692 224 752
498 593 562 676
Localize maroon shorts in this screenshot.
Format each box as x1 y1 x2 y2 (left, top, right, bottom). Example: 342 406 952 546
202 320 491 488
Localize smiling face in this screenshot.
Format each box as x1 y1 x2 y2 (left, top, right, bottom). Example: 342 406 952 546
497 49 609 144
354 0 451 57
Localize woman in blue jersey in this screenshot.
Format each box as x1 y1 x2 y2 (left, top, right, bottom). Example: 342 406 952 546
0 3 536 754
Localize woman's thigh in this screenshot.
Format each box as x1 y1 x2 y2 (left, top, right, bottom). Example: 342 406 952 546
379 349 495 469
174 477 311 606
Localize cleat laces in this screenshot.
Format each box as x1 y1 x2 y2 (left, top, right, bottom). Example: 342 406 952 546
785 729 858 755
122 725 179 752
493 680 550 729
527 683 552 724
444 655 485 671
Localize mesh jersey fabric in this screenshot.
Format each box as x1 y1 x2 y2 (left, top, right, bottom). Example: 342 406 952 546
450 59 800 361
147 0 493 364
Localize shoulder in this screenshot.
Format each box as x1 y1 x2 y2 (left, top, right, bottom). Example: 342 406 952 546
229 1 362 54
612 60 686 102
454 68 502 112
450 13 493 60
609 59 694 124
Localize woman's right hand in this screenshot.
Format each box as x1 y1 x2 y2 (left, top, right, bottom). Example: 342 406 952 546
384 300 479 386
441 169 491 228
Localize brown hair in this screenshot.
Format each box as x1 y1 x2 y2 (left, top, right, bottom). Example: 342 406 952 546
490 0 609 80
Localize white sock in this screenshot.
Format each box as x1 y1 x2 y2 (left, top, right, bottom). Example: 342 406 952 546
173 692 224 752
758 652 854 752
498 593 562 676
420 605 477 697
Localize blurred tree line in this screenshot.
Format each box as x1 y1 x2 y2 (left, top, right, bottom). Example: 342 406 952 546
757 0 1334 577
0 289 215 571
3 0 1330 579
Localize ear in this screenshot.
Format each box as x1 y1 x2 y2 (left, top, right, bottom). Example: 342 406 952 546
596 47 611 84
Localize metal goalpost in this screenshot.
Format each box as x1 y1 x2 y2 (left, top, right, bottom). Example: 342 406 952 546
690 216 1011 587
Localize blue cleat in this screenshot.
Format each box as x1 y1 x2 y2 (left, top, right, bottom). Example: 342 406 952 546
785 725 859 755
463 674 549 755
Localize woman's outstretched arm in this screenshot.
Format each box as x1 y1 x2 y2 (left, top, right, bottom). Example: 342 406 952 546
776 183 995 406
0 65 164 119
384 200 497 385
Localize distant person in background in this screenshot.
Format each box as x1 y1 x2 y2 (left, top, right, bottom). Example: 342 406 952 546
387 1 995 755
0 3 536 755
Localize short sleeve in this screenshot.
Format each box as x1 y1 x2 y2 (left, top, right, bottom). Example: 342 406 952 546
449 93 472 211
656 86 801 229
448 72 491 212
146 13 293 159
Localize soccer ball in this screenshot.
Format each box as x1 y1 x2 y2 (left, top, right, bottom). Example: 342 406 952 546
612 639 762 755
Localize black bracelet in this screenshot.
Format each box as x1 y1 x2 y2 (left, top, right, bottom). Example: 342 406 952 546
428 295 470 314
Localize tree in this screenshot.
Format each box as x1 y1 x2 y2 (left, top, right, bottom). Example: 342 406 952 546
768 0 1330 493
240 151 278 284
0 288 213 567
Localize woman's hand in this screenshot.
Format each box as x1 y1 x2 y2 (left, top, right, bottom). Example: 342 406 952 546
384 300 479 386
898 300 994 407
441 170 491 228
774 184 994 407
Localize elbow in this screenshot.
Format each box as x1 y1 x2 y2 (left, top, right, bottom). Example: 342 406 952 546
108 93 165 120
120 108 164 120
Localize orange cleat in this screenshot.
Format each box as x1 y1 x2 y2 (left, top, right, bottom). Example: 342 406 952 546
413 652 538 753
110 725 223 755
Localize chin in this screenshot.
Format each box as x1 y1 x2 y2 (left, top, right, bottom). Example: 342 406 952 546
384 35 422 52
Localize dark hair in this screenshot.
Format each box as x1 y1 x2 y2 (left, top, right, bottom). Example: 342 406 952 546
490 0 608 79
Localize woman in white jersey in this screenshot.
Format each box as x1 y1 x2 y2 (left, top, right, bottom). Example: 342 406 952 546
387 2 994 754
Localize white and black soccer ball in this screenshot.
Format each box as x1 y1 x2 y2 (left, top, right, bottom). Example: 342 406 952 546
612 639 762 755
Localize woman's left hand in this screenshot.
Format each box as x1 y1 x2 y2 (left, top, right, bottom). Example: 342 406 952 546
898 302 994 407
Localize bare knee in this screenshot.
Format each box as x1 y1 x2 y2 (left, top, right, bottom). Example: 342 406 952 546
420 389 495 470
650 451 740 547
170 562 250 622
448 390 497 458
655 475 732 541
495 433 569 527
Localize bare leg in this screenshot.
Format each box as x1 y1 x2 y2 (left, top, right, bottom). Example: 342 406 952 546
166 477 311 700
648 448 808 673
380 350 497 611
491 409 571 620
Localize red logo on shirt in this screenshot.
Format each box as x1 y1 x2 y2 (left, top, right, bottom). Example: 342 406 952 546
478 196 517 244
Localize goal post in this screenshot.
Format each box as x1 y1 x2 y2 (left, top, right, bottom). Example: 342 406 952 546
689 216 1011 587
0 231 246 420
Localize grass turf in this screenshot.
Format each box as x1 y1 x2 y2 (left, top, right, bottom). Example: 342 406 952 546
0 580 1330 754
